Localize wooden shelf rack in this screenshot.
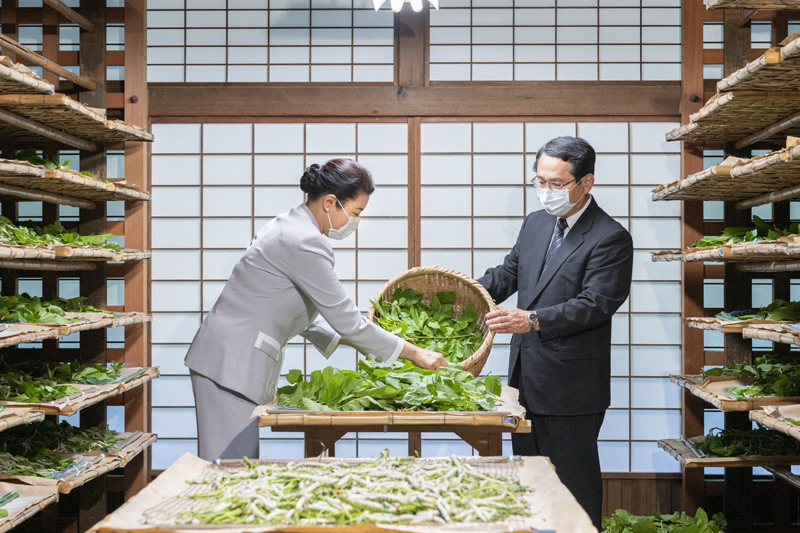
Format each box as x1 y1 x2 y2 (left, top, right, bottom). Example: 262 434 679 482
669 374 800 411
659 438 800 468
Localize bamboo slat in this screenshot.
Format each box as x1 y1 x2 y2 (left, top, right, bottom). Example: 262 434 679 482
0 56 55 95
707 0 800 8
41 0 95 32
651 250 685 262
669 374 800 411
0 107 96 151
719 38 800 92
0 327 59 349
765 466 800 490
0 159 151 203
0 410 43 432
0 183 95 209
751 410 800 444
658 438 800 467
665 92 800 143
743 326 800 345
0 245 55 260
653 145 800 202
738 260 800 272
0 34 95 91
0 94 153 143
651 241 800 264
258 410 529 431
56 456 120 494
0 259 95 271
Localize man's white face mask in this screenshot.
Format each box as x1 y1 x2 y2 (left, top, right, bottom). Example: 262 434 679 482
326 198 360 240
537 182 583 217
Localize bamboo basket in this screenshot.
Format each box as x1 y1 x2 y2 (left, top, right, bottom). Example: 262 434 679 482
366 266 496 377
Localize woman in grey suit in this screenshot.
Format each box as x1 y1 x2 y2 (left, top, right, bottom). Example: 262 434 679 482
185 158 447 461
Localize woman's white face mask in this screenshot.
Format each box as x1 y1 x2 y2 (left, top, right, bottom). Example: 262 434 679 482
326 199 360 240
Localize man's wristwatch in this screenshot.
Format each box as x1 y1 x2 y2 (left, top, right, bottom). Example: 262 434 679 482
528 311 539 331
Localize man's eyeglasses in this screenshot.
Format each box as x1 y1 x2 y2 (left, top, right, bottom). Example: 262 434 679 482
530 176 578 190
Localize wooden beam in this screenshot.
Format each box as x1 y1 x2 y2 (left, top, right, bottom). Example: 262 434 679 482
124 0 151 502
0 183 95 208
0 33 96 90
702 48 767 64
734 9 758 29
42 0 95 32
0 107 96 150
149 84 681 118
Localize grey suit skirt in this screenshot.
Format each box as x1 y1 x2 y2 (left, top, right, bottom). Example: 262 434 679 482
190 369 259 460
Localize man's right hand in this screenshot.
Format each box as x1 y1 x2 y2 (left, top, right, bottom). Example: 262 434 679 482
400 341 448 370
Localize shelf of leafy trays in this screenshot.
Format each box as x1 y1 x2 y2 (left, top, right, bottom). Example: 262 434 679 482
743 323 800 346
0 93 153 143
684 299 800 333
0 216 150 267
665 92 800 144
0 360 160 417
0 56 54 96
89 452 597 533
750 405 800 445
0 483 59 533
0 151 151 204
0 420 155 495
669 355 800 411
719 36 800 93
652 138 800 203
659 425 800 468
653 215 800 264
603 509 726 533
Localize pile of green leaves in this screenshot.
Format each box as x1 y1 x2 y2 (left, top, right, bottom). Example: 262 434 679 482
0 449 73 478
716 299 800 322
0 293 112 324
0 361 124 403
0 492 18 518
692 215 799 248
277 359 502 412
371 289 483 364
0 216 120 251
695 426 800 457
0 420 122 455
703 354 800 398
602 508 725 533
3 148 94 177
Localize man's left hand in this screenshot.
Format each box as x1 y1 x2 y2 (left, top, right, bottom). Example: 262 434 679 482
485 307 535 334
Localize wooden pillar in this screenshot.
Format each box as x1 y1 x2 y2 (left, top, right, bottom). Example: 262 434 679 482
721 10 753 533
680 0 706 517
395 4 428 87
123 0 151 500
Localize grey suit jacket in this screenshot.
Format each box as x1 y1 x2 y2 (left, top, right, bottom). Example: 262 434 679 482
477 198 633 416
184 204 404 405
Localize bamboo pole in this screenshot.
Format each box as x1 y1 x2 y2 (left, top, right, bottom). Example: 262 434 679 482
0 182 95 209
0 107 97 151
41 0 95 32
0 33 96 90
735 110 800 149
0 259 96 270
737 260 800 272
735 182 800 210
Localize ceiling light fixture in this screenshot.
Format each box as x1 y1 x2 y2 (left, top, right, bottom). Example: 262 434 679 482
372 0 439 12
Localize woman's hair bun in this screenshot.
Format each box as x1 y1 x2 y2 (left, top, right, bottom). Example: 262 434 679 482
300 164 322 194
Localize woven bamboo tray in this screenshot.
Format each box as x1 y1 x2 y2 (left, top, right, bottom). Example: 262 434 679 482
666 92 800 143
366 266 496 377
115 432 158 467
652 240 800 264
0 94 153 143
669 374 800 411
88 453 596 533
0 367 160 417
653 145 800 202
0 482 59 533
707 0 800 8
751 410 800 444
685 316 793 333
56 456 120 494
0 160 151 203
0 56 54 95
743 324 800 345
0 409 43 432
719 38 800 92
258 410 529 432
0 324 59 348
658 437 800 467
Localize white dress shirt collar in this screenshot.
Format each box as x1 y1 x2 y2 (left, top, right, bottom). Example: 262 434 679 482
561 194 593 230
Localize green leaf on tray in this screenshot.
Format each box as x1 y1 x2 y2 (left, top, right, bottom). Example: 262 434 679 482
715 299 800 322
704 354 800 399
0 293 112 324
692 215 798 248
0 360 123 404
695 426 800 457
602 508 726 533
0 217 120 252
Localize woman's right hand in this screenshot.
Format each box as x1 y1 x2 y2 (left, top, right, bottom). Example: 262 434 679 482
400 341 448 371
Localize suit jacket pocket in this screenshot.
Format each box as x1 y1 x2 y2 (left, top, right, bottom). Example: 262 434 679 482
249 329 284 403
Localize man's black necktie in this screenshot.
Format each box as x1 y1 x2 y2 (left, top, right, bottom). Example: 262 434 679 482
542 218 569 274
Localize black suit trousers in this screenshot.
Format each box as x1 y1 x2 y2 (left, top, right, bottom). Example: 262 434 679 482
511 361 606 531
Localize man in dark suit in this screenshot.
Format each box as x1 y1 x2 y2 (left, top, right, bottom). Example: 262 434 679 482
477 136 634 530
